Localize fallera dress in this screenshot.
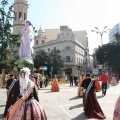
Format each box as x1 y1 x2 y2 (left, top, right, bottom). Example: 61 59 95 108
81 78 106 119
113 95 120 120
51 78 59 92
5 68 47 120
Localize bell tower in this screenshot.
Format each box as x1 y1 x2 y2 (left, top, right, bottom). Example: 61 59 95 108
13 0 28 34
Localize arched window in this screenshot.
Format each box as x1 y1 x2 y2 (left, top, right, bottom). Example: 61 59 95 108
19 12 22 20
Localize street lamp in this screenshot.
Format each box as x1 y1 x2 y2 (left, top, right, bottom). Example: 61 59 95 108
91 26 107 46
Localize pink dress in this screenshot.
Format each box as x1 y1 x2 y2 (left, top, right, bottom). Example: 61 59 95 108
5 80 47 120
51 78 59 92
113 96 120 120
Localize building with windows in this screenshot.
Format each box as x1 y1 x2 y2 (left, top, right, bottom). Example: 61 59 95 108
33 26 90 76
13 0 28 35
109 23 120 43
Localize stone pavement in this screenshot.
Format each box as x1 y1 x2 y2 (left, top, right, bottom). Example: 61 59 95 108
0 83 120 120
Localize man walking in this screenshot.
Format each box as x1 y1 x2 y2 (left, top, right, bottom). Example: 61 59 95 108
69 74 73 86
74 76 78 86
100 70 109 96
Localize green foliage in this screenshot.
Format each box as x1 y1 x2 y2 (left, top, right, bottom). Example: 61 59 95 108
0 0 21 72
48 49 64 75
114 33 120 41
0 0 21 60
33 49 64 76
96 41 120 76
15 57 34 69
0 58 16 73
33 49 48 69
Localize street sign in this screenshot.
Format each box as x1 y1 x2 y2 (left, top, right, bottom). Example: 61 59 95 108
39 66 43 70
43 66 47 70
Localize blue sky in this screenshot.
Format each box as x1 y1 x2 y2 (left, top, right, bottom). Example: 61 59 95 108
8 0 120 54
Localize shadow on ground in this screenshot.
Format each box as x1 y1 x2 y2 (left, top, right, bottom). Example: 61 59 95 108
69 96 81 100
0 105 5 107
0 114 3 119
97 95 104 99
69 103 83 110
44 91 52 93
71 112 87 120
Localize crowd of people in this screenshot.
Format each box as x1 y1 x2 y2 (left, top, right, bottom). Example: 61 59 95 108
2 19 120 119
76 70 119 119
3 69 47 120
2 69 120 120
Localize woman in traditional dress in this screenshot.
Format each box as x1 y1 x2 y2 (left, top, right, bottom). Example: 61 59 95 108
110 75 118 86
81 73 106 119
19 21 32 58
113 96 120 120
77 74 85 96
5 68 47 120
3 74 16 118
51 75 59 92
94 74 101 92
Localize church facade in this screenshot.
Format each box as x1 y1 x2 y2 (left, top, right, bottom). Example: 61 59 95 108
13 0 28 35
33 26 90 76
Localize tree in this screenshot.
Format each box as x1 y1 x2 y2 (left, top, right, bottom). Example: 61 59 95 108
96 42 120 77
0 0 13 59
0 0 21 60
0 0 21 73
48 49 64 75
33 49 64 76
114 33 120 41
33 49 48 69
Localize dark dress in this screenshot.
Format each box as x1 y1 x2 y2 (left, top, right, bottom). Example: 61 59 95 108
3 79 16 118
6 81 47 120
74 76 78 86
81 78 106 119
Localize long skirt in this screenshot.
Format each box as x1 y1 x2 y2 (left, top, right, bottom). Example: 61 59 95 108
51 82 59 92
95 80 101 92
3 90 14 118
113 96 120 120
84 89 106 119
7 98 47 120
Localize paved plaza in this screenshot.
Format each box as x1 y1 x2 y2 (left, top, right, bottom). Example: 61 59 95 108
0 83 120 120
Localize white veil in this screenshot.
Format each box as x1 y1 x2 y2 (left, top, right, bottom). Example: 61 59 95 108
19 67 34 98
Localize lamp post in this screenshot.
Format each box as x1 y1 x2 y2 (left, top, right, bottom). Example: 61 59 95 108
91 26 107 46
91 26 107 70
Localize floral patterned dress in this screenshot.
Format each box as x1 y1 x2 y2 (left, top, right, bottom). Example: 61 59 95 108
5 80 47 120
